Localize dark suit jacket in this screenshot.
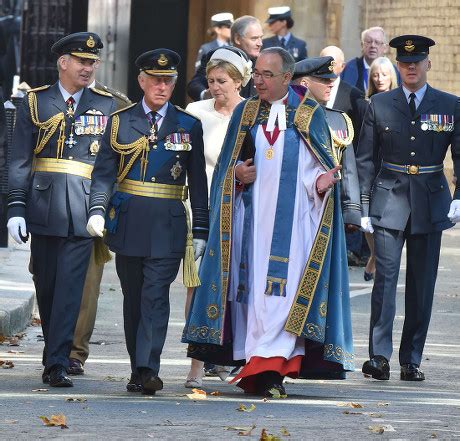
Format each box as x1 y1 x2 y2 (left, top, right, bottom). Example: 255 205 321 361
89 101 209 257
187 49 256 101
8 83 115 237
356 84 460 234
341 56 401 93
262 34 307 61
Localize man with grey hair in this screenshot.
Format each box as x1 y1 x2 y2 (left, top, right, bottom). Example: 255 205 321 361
183 47 354 398
187 15 263 101
7 32 115 388
341 26 393 92
87 48 208 395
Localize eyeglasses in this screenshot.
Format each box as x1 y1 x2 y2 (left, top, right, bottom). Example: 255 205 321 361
252 71 285 80
363 39 385 47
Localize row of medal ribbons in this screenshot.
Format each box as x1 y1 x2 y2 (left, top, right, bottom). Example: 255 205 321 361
74 115 108 135
164 132 192 151
420 114 454 132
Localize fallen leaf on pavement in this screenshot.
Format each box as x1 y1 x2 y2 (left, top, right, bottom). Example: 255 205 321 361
39 414 68 429
377 402 390 407
337 402 363 408
31 317 42 326
365 412 383 418
0 360 14 369
210 391 221 396
0 335 6 344
186 388 207 400
65 397 87 402
225 424 256 436
430 433 437 438
343 411 363 415
280 426 290 436
368 424 395 434
8 337 19 346
260 428 281 440
32 389 48 392
237 403 256 412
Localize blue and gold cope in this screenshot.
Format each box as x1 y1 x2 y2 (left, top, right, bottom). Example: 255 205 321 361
89 101 209 260
182 87 354 375
7 83 115 237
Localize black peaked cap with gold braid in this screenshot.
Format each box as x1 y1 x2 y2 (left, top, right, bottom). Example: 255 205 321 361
136 49 181 77
389 34 435 63
51 32 103 60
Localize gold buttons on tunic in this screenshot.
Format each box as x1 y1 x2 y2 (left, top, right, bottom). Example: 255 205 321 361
411 121 416 125
410 136 416 141
151 177 156 182
385 127 389 131
410 152 416 156
69 156 73 160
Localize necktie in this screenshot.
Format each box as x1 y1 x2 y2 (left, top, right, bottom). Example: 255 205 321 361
280 37 286 48
409 92 416 116
66 96 75 117
147 111 160 142
363 67 369 91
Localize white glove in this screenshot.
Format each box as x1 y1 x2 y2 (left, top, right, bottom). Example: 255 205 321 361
7 217 27 244
447 199 460 223
193 238 207 260
86 214 105 237
361 216 374 233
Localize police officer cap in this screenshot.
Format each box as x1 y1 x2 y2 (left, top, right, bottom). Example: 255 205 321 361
389 34 435 63
135 49 181 77
211 12 234 27
266 6 292 24
293 56 337 81
51 32 103 60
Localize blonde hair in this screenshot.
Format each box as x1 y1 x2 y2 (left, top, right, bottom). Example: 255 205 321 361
206 59 243 89
367 57 398 98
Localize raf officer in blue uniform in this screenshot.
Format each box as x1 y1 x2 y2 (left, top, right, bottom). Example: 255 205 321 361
262 7 307 62
194 12 233 71
7 32 115 387
357 35 460 381
87 49 209 395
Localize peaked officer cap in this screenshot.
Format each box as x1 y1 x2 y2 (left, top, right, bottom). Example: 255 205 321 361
389 34 435 63
211 12 234 27
293 56 337 80
51 32 103 60
136 49 181 77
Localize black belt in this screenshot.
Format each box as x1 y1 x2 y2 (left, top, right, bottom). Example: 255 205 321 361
382 161 443 175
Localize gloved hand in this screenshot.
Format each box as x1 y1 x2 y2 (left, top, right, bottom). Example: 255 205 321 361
361 216 374 233
447 199 460 223
86 214 105 237
7 217 28 244
193 238 207 260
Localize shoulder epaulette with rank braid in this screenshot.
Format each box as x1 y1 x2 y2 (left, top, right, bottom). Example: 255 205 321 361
110 102 136 117
27 85 51 93
175 105 200 121
90 87 113 97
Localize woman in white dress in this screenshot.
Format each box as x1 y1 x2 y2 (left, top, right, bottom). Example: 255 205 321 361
184 47 252 388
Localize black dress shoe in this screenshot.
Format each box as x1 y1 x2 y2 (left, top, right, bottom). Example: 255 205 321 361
140 371 163 395
362 355 390 380
49 364 73 387
263 383 287 399
364 271 374 281
42 369 50 384
400 364 425 381
67 358 84 375
127 373 142 393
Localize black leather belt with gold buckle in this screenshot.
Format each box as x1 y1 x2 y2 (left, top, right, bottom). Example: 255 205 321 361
382 161 443 175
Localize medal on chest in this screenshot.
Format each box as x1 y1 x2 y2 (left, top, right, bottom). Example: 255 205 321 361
262 125 280 160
